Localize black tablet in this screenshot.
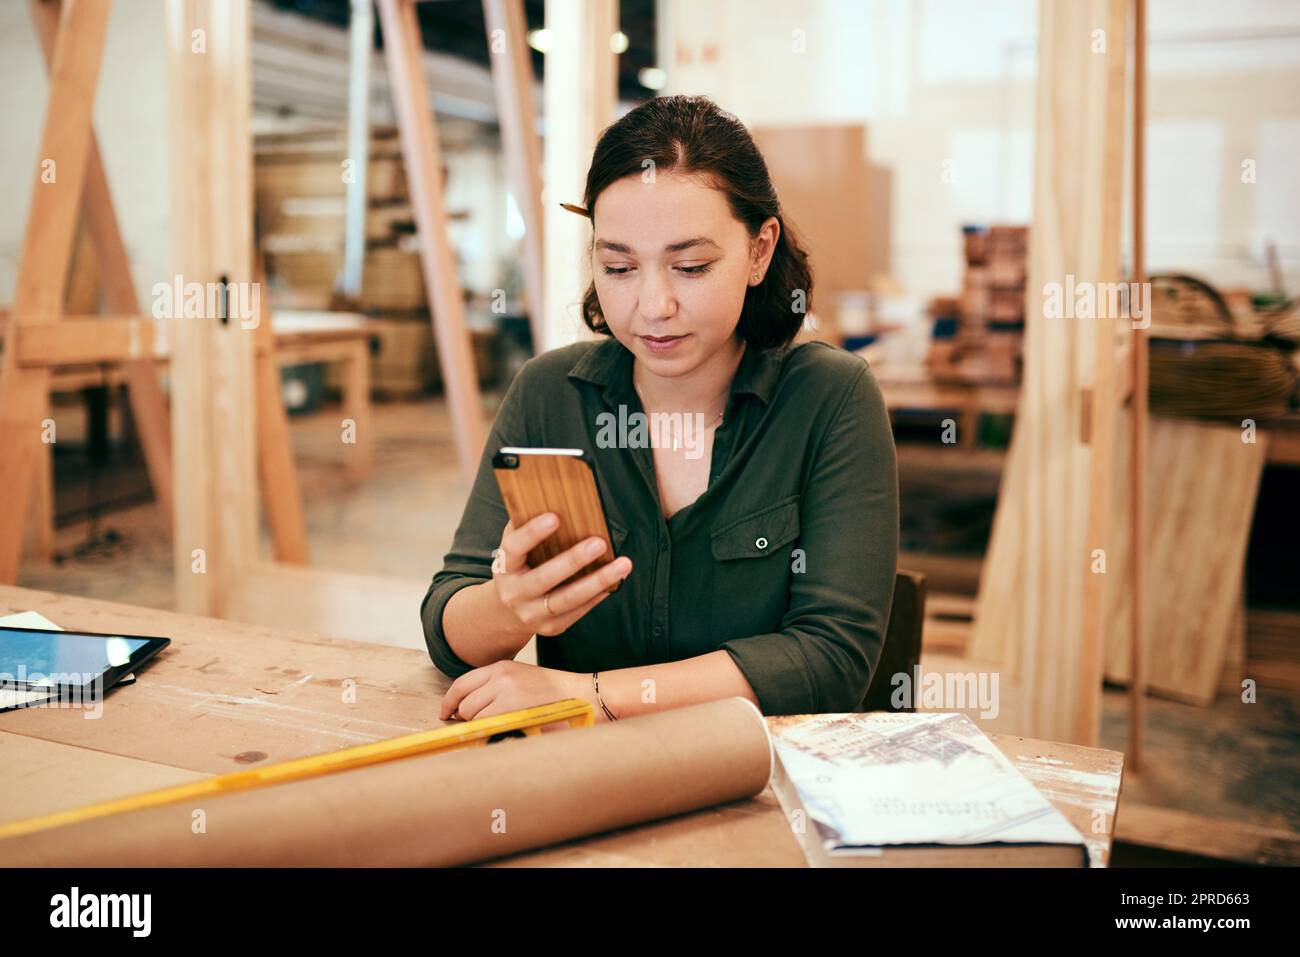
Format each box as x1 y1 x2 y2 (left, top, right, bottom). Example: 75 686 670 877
0 626 170 710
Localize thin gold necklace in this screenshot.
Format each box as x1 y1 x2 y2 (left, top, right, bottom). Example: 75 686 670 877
632 377 727 452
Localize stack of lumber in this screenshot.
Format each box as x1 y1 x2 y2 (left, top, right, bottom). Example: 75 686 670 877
363 318 436 399
358 126 435 315
332 318 497 401
923 295 962 375
927 225 1027 385
255 126 419 311
256 128 346 306
255 126 474 397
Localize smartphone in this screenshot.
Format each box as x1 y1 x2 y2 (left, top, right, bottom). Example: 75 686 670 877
491 447 620 591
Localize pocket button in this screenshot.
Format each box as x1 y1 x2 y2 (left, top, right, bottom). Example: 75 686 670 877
755 536 768 550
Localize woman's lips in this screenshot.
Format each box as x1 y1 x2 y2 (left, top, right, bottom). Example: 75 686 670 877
639 334 687 353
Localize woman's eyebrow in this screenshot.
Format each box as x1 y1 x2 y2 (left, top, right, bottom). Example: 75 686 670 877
595 237 722 254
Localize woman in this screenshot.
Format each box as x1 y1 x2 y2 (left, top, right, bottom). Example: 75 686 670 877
424 95 898 723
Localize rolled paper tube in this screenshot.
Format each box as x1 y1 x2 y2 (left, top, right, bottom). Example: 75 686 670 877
1 697 774 867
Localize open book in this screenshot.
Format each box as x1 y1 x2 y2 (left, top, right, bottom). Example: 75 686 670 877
769 712 1089 867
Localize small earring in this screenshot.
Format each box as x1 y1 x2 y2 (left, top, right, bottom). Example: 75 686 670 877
752 273 760 282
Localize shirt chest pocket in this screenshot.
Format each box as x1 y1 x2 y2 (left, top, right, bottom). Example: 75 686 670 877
710 494 801 561
704 496 801 639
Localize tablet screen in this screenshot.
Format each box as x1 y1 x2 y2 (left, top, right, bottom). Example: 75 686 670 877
0 628 161 689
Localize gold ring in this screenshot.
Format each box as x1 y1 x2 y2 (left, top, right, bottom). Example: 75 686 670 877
543 591 552 615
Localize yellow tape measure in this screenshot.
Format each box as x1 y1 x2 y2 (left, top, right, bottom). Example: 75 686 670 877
0 697 593 841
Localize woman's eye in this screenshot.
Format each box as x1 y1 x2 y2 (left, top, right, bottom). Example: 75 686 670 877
600 263 712 277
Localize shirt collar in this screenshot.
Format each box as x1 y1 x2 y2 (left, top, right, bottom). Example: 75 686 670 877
566 335 784 406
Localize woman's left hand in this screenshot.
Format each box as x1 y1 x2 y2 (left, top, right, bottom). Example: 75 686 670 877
439 660 601 723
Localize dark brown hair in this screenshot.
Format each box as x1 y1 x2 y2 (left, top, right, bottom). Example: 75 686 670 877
580 95 813 351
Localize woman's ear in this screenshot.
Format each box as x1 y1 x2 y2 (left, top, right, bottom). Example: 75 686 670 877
751 216 781 278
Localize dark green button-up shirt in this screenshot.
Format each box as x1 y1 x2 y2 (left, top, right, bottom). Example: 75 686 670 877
420 335 899 714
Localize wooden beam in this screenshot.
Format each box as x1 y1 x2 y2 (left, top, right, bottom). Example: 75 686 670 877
1114 339 1133 403
1128 0 1149 773
10 317 155 366
167 0 259 616
30 0 136 313
970 0 1130 746
338 338 372 480
32 0 175 524
0 0 112 583
251 253 310 564
483 0 545 353
376 0 486 486
63 221 100 312
1077 0 1132 746
541 0 618 352
23 426 55 564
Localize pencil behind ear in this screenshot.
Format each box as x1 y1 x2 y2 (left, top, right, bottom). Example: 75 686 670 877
560 202 591 218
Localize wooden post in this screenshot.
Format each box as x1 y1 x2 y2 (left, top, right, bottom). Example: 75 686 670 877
24 419 55 562
1076 0 1131 746
1128 0 1149 772
64 223 100 313
339 0 374 301
166 0 260 616
541 0 618 352
339 339 373 480
31 0 175 526
252 253 310 564
483 0 546 353
0 0 112 583
970 0 1130 745
376 0 486 486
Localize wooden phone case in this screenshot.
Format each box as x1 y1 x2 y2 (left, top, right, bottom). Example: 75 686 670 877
492 448 619 590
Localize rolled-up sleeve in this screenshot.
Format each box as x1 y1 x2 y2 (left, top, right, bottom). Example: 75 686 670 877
719 363 899 714
420 366 530 678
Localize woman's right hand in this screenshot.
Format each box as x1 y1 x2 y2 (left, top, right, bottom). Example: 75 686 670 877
490 513 633 637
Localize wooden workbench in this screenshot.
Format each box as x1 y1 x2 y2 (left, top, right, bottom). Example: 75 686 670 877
0 586 1124 866
871 360 1020 450
5 311 375 561
42 313 374 476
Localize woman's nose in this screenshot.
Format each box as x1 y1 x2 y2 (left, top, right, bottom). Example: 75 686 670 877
637 269 676 321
